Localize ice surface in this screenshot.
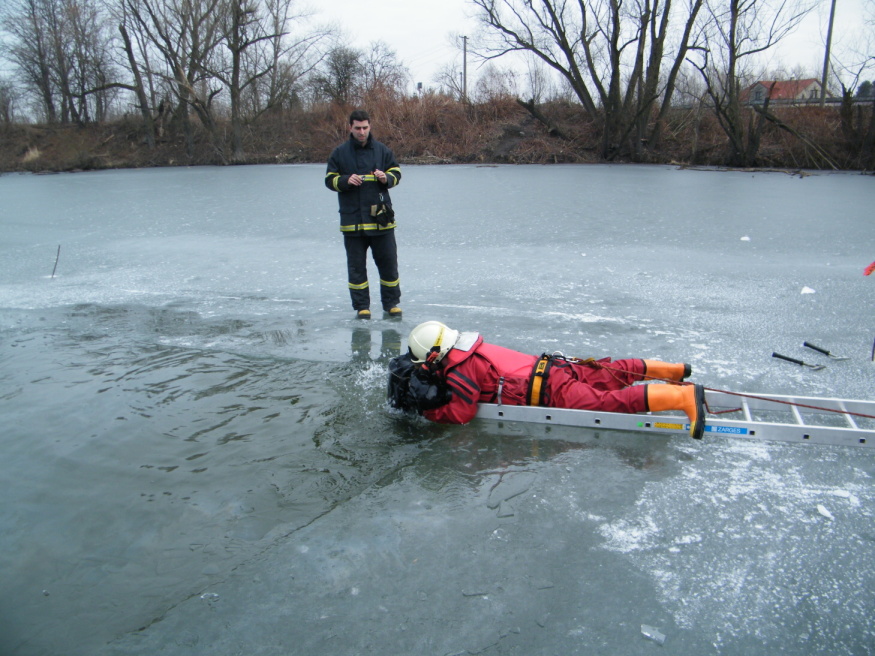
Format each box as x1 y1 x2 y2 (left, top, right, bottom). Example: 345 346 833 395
1 164 874 656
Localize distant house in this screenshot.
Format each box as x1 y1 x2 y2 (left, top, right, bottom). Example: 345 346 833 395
742 79 824 105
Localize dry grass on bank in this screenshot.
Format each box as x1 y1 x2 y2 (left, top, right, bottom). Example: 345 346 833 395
0 95 871 173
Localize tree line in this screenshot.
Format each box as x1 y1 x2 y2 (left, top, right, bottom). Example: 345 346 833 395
1 0 873 169
0 0 413 163
469 0 873 167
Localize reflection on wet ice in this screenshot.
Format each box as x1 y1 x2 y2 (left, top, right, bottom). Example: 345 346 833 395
350 326 402 364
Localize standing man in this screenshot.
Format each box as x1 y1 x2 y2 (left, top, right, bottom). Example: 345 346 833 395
325 109 402 319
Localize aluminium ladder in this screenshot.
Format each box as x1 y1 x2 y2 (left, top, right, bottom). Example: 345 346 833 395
474 389 875 448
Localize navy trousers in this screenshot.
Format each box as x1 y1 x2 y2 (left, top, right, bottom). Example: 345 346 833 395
343 232 401 311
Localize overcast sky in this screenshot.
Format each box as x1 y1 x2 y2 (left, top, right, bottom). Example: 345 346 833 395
316 0 872 90
313 0 479 87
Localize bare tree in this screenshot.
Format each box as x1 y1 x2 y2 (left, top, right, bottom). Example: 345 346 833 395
117 17 155 146
688 0 813 166
3 0 60 121
826 0 875 166
244 0 329 116
123 0 228 160
214 0 275 162
114 0 331 159
472 62 518 102
0 78 19 124
65 0 119 122
212 0 331 162
470 0 705 160
361 41 409 97
309 45 362 105
2 0 119 124
836 67 875 168
434 60 464 99
523 54 554 104
111 0 170 121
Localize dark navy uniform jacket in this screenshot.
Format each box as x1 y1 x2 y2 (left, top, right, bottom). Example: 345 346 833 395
325 134 401 236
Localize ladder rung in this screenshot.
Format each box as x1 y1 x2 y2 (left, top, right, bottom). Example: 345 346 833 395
840 402 859 430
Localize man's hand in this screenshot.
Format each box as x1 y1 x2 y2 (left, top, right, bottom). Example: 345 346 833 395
348 173 363 186
373 169 387 184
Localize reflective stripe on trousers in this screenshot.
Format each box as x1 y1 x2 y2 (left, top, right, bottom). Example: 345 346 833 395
343 232 401 311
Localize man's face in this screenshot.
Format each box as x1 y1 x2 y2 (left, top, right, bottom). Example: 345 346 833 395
350 120 370 143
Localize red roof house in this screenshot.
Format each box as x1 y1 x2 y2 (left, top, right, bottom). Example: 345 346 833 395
742 79 824 104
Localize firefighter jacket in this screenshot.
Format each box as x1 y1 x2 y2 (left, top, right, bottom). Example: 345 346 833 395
325 133 401 236
422 335 649 425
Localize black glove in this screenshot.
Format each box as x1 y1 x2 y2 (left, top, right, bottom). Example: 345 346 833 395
407 366 451 412
372 203 394 227
387 353 417 412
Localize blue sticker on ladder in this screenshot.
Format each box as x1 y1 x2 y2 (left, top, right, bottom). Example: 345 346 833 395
705 425 749 435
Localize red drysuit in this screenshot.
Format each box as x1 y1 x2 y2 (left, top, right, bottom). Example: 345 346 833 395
423 334 650 425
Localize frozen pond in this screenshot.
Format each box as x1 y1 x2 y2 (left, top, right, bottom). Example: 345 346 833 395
1 163 874 655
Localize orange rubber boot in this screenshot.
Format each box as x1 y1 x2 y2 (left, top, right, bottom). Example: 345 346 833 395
643 360 692 383
646 384 706 439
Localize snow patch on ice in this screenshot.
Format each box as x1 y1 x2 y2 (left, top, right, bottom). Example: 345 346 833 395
598 515 660 552
724 440 772 461
817 504 834 520
593 440 875 641
829 489 860 506
542 311 627 324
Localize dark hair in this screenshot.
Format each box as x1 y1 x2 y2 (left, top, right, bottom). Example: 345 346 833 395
349 109 370 124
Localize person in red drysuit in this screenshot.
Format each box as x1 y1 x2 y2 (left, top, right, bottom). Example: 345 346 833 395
403 321 706 439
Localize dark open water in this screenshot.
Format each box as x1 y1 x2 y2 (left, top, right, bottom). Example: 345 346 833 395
1 164 874 655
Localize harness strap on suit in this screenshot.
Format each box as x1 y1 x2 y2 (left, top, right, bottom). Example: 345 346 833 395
525 353 601 406
527 355 553 406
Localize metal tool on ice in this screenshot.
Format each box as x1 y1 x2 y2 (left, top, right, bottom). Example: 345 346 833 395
772 352 826 371
803 342 849 361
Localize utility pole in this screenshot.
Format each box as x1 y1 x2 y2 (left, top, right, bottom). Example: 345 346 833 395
820 0 837 106
462 35 468 103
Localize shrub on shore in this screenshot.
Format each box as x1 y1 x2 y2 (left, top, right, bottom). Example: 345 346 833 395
1 94 872 173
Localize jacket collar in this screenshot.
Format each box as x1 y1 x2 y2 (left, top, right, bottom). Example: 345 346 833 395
349 133 373 149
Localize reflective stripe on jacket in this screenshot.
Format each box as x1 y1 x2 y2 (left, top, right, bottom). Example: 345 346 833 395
325 134 401 236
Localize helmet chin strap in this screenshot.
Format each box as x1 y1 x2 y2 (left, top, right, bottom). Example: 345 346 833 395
422 325 445 369
423 345 442 374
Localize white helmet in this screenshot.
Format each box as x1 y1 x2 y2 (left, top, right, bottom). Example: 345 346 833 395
408 321 460 363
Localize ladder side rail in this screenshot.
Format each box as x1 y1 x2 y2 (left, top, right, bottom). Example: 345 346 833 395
841 399 875 416
712 393 874 415
704 392 875 427
474 403 875 448
707 417 874 447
